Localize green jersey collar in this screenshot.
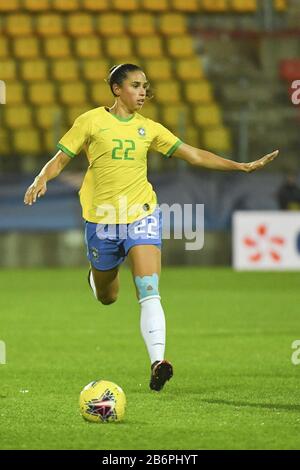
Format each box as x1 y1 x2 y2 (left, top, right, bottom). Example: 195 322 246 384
104 107 136 122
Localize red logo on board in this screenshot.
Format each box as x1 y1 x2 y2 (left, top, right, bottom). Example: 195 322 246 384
243 224 285 263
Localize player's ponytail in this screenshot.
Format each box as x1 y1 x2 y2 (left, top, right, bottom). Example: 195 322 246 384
106 64 153 99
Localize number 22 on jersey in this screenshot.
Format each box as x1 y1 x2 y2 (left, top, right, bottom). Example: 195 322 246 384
112 139 136 160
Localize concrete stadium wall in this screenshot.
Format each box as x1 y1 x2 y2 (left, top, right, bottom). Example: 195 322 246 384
0 231 231 268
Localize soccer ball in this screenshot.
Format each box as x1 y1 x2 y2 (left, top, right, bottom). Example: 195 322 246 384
79 380 126 423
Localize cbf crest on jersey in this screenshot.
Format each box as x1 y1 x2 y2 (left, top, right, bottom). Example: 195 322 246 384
138 127 146 137
91 247 100 261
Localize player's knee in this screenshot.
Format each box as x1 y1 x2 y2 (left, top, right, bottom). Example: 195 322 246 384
97 292 118 305
97 290 118 305
134 273 160 302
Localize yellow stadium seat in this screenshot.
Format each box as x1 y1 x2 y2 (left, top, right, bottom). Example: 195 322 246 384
96 14 125 36
143 58 172 81
14 37 40 58
51 59 79 81
52 0 79 10
136 37 163 58
106 37 133 59
14 129 41 154
24 0 50 11
44 37 71 58
6 14 33 36
230 0 257 12
203 126 232 153
29 82 56 105
128 13 156 36
4 106 33 129
112 0 139 11
185 126 200 147
91 83 114 106
141 0 169 11
111 57 140 66
0 60 16 81
161 104 190 129
43 129 56 152
175 58 204 80
59 83 87 105
194 104 222 127
184 80 214 103
140 102 160 121
82 0 109 10
0 0 19 11
36 105 63 129
6 82 24 105
202 0 228 12
82 59 110 81
44 128 68 153
66 106 91 125
167 37 194 58
75 36 102 58
21 59 48 81
0 129 10 155
173 0 199 11
153 81 181 104
67 14 94 36
0 38 9 57
36 14 64 36
274 0 287 11
159 14 187 36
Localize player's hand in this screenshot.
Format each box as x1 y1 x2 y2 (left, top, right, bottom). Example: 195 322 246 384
243 150 279 173
24 175 47 205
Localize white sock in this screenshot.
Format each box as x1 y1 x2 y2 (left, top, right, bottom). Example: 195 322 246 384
139 296 166 365
89 270 98 299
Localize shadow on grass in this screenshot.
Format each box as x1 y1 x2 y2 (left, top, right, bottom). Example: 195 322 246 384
201 399 300 412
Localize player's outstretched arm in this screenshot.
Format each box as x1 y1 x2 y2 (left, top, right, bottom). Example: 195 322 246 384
24 150 71 205
172 143 279 173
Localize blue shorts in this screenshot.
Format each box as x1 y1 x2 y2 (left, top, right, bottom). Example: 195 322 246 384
84 206 162 271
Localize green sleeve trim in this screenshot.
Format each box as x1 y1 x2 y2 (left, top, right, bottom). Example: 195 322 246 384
164 139 183 159
57 143 77 158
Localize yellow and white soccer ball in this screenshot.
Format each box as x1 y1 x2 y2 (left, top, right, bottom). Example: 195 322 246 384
79 380 126 423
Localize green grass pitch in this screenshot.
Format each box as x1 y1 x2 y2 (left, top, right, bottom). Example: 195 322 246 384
0 267 300 450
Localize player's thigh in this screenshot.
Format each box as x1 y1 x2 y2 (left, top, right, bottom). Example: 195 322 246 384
91 265 120 297
127 244 161 277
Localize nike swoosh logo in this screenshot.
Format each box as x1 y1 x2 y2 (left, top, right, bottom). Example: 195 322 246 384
149 329 161 334
100 128 110 132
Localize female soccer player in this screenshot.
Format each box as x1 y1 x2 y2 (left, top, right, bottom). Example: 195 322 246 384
24 64 279 392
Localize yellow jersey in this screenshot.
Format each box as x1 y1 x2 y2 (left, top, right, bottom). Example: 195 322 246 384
57 106 182 224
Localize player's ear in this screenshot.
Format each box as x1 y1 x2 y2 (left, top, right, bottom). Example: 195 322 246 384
112 83 120 97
